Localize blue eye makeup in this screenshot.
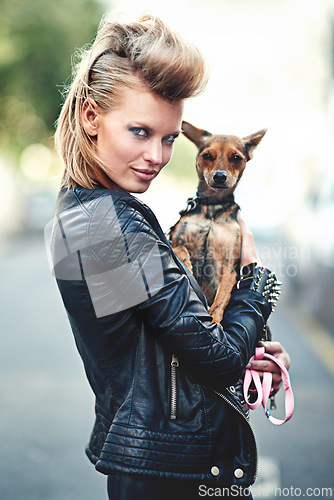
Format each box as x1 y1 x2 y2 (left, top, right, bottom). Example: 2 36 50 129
162 134 179 145
129 127 148 138
128 126 179 145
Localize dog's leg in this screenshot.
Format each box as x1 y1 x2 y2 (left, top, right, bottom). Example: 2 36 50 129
208 227 241 325
209 266 237 325
172 245 193 272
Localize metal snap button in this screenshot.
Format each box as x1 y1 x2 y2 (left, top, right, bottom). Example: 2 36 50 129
211 466 220 476
234 468 244 479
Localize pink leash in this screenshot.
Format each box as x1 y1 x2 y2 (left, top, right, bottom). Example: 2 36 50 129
243 347 294 425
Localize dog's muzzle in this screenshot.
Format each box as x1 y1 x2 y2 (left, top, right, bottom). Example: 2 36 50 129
213 171 227 185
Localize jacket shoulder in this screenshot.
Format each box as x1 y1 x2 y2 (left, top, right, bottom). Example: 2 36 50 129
55 186 160 237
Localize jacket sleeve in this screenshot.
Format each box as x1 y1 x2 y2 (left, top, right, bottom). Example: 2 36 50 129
113 206 272 390
52 193 271 391
134 238 271 389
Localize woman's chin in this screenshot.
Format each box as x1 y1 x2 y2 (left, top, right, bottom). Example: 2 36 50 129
128 181 153 194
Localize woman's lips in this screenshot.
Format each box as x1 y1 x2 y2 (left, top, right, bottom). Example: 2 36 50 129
131 167 158 181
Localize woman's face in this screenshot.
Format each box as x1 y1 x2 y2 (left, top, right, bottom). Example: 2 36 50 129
82 85 183 193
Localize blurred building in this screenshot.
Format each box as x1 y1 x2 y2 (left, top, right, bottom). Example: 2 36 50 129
2 0 334 321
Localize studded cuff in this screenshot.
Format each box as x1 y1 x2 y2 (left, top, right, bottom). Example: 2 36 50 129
250 266 282 312
236 265 282 312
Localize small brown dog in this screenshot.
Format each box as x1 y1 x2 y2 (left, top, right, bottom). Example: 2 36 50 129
169 121 266 324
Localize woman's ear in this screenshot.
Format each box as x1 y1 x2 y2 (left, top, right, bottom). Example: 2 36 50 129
82 99 99 137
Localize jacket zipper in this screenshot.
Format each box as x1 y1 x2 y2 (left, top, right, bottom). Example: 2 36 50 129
213 389 258 482
169 357 257 478
170 354 179 420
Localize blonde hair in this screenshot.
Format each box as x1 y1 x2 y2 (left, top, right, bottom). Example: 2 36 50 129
55 13 208 189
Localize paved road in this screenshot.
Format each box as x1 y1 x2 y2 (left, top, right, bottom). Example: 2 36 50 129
0 230 333 500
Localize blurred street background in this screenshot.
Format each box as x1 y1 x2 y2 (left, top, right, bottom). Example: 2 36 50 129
1 0 334 498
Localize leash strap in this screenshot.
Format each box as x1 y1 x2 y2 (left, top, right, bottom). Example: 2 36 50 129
243 347 294 425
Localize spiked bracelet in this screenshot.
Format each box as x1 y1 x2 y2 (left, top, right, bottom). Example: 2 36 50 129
250 266 282 312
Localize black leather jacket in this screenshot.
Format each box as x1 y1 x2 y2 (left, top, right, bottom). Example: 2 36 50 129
51 185 271 487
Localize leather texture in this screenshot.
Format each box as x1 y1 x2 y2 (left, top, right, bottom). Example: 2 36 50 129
107 474 253 499
51 185 271 487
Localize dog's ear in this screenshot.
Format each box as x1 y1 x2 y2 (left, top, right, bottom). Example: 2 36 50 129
182 121 212 148
243 129 267 160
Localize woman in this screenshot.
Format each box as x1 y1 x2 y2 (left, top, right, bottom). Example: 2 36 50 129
51 12 290 499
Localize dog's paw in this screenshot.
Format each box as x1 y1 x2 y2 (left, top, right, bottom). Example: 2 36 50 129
209 308 224 326
211 318 222 327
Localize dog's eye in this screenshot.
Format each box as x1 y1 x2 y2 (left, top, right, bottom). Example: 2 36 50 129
202 153 213 161
230 155 242 164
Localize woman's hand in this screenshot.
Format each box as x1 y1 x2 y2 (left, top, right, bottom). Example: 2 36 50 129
246 341 291 392
237 211 259 267
237 212 291 391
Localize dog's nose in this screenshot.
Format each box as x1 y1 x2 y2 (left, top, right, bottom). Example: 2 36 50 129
213 171 227 185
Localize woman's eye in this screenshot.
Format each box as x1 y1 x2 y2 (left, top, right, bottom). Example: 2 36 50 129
130 127 148 138
163 134 178 145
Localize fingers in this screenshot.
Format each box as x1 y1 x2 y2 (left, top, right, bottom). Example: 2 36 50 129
258 341 291 370
258 340 283 354
246 359 283 391
246 341 291 394
237 210 259 267
249 342 290 371
246 359 279 373
236 210 248 231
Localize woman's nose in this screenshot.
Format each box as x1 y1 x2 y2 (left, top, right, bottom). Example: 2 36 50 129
143 140 162 165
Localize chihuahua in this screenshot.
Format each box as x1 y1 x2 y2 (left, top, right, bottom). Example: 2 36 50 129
169 121 266 324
